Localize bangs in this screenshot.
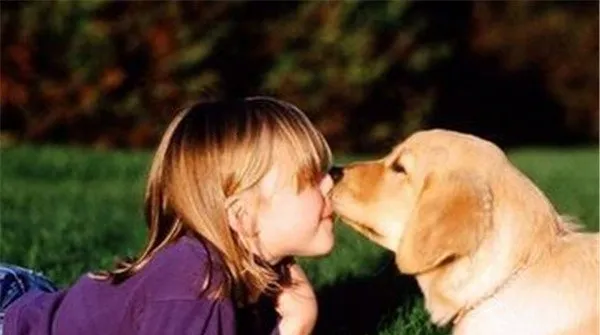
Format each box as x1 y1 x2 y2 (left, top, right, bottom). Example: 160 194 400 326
279 122 332 190
247 97 332 191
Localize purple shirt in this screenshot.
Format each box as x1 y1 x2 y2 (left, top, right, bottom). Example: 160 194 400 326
4 235 279 335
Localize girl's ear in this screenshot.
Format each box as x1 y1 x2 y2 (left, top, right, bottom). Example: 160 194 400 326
225 196 254 235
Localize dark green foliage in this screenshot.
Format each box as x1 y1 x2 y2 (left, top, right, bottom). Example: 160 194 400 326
1 2 597 152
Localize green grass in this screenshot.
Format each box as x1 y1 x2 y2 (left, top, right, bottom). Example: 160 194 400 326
1 145 598 334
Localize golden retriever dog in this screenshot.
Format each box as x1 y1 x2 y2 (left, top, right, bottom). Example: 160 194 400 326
330 129 599 335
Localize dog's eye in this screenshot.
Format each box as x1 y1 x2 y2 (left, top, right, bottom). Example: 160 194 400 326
390 161 406 174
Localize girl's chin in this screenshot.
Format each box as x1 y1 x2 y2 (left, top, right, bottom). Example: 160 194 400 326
312 233 336 256
320 239 335 255
291 227 336 257
321 217 334 232
294 240 335 258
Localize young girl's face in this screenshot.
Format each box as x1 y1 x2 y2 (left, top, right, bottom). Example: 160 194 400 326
250 167 335 262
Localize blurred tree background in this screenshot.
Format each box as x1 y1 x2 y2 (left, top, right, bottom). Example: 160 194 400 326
1 1 598 153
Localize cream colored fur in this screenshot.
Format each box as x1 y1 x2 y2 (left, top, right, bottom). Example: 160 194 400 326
331 129 599 335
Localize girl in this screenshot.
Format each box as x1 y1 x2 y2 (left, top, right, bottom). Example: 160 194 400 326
1 97 336 335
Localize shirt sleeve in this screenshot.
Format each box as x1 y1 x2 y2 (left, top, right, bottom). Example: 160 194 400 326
136 298 236 335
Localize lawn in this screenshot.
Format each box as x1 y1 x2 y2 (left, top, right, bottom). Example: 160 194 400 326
1 144 598 334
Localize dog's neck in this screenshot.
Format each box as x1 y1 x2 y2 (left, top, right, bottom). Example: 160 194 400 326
416 249 541 328
450 223 564 326
449 175 565 323
451 258 530 325
417 209 559 328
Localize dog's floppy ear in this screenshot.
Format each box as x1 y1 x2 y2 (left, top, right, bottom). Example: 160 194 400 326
396 170 492 274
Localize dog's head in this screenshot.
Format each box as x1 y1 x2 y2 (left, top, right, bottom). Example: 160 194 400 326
331 129 507 275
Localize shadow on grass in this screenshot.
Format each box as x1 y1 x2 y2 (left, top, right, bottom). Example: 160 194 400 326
314 254 423 335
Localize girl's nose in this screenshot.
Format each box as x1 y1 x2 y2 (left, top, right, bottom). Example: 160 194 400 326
320 173 334 193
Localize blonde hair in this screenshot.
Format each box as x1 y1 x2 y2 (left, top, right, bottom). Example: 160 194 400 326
92 97 332 304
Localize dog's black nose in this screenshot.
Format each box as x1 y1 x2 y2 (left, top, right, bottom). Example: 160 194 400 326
329 165 344 184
